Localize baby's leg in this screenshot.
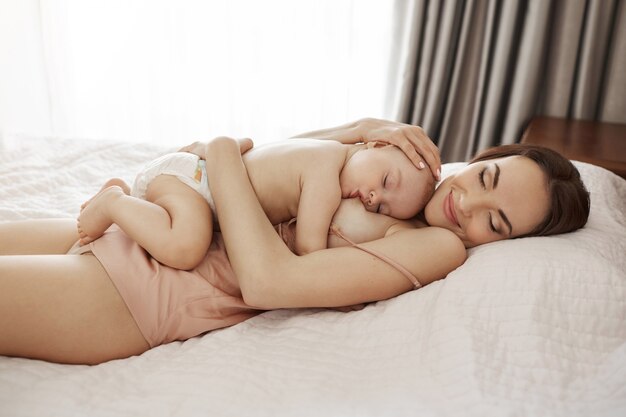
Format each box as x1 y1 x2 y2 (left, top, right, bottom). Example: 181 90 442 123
78 175 213 270
140 176 213 269
80 178 130 211
77 178 132 244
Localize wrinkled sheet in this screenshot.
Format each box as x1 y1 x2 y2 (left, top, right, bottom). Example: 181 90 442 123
1 135 625 417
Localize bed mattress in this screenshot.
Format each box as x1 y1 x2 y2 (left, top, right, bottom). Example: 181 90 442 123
1 134 625 416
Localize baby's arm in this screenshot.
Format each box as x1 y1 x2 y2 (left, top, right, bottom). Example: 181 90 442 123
291 119 363 143
294 170 342 255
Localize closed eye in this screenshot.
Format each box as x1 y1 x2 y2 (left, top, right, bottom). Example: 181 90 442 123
478 167 487 189
488 212 498 233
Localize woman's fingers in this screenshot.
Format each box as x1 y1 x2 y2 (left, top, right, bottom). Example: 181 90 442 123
394 136 425 169
404 127 441 180
330 303 367 312
370 124 441 180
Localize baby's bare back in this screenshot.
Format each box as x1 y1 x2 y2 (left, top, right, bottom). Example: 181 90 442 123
242 139 348 225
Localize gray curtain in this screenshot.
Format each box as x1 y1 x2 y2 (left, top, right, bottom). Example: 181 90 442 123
389 0 626 162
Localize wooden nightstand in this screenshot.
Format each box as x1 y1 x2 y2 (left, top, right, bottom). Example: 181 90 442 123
521 116 626 179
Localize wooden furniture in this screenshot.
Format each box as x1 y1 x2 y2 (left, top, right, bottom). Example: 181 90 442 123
521 116 626 179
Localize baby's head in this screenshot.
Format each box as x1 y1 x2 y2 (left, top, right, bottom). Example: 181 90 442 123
339 143 436 219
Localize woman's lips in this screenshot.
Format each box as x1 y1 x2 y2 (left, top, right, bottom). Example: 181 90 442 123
444 191 460 227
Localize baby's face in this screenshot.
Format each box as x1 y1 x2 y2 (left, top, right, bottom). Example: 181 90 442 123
339 145 435 219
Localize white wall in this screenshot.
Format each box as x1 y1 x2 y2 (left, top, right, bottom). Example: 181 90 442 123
0 0 51 140
0 1 394 146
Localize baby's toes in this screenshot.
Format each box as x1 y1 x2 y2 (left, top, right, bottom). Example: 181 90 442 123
80 236 95 245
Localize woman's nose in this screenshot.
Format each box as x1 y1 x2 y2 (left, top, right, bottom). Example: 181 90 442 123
458 191 484 216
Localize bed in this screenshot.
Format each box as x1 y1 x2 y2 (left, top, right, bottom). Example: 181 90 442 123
1 134 625 417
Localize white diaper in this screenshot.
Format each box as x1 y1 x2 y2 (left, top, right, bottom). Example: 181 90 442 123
131 152 216 215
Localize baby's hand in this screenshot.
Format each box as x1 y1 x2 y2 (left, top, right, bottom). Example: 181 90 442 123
178 141 207 158
179 138 254 159
236 138 254 154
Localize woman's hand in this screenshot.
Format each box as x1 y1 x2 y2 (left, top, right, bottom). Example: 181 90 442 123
179 138 254 159
292 118 441 179
329 304 367 313
357 118 441 180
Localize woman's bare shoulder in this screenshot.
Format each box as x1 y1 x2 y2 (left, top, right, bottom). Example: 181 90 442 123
381 226 467 286
391 225 465 256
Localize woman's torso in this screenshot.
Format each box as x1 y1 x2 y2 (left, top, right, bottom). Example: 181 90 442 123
277 197 424 251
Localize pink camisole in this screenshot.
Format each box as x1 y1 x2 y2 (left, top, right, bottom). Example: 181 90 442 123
73 221 421 348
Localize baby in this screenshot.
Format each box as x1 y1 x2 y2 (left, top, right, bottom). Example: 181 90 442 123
77 138 436 270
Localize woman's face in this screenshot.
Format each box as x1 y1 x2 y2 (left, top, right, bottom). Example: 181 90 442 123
424 156 550 248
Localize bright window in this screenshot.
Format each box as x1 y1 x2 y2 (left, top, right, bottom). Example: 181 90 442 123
1 0 396 146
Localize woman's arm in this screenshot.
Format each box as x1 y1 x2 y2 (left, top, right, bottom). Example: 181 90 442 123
292 117 441 179
204 137 465 310
291 119 364 142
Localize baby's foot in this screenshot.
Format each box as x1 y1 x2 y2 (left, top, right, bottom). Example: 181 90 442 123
81 178 130 211
77 185 125 245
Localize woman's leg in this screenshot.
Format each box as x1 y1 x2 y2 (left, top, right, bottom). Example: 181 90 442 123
0 219 79 255
0 253 149 365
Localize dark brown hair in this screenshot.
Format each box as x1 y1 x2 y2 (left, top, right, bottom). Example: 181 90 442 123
470 144 590 237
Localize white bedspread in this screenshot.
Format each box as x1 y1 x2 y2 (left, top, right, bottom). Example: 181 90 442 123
1 135 625 416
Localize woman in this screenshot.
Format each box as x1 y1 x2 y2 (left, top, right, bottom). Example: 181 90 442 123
0 118 589 365
200 133 590 309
